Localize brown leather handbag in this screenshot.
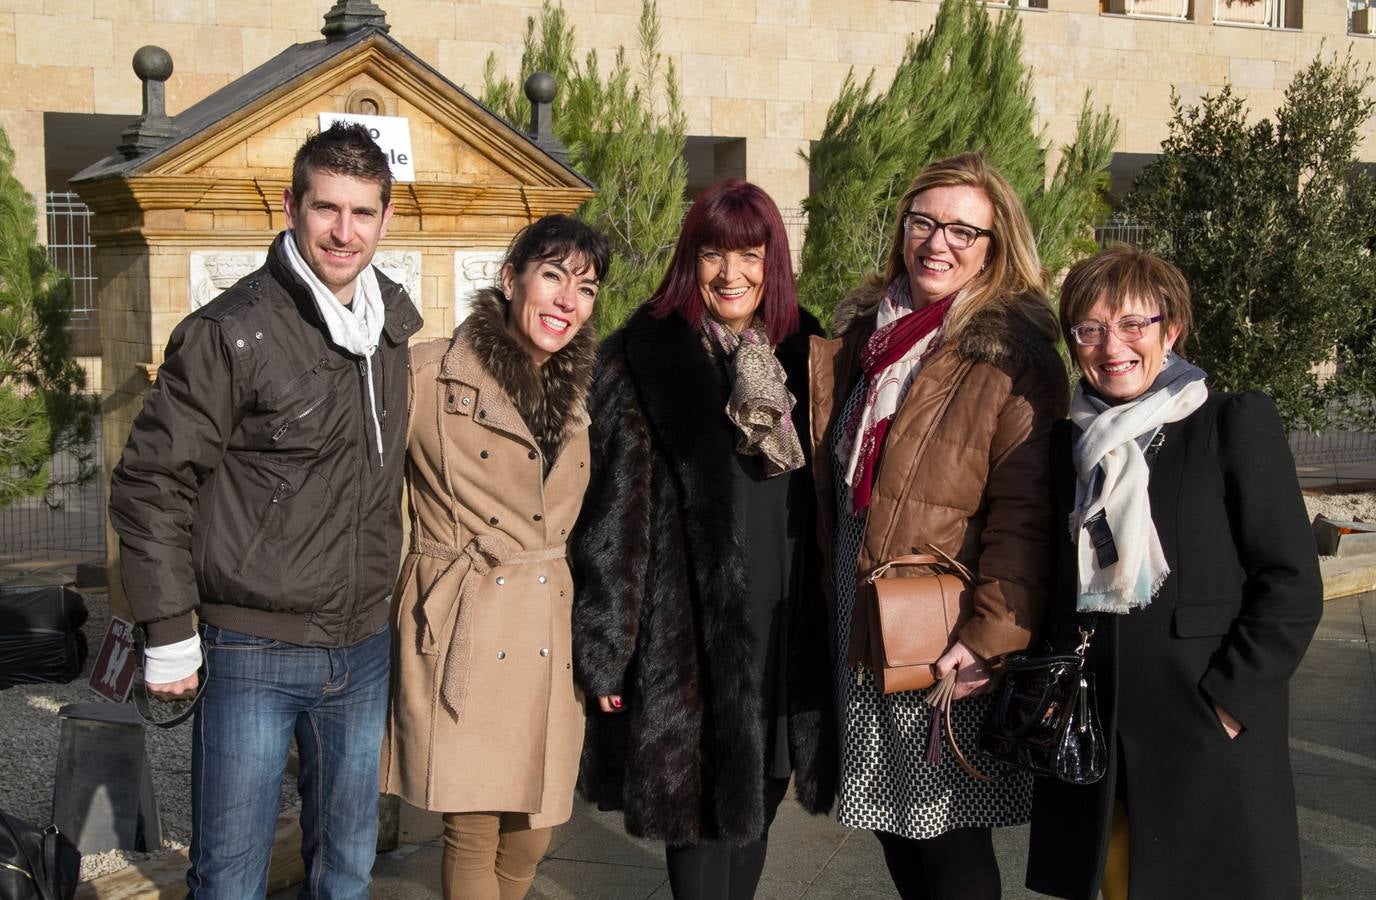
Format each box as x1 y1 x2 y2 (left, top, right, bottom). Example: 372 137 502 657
864 547 973 694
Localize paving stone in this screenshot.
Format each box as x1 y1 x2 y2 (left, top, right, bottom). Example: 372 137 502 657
1297 638 1376 680
1290 718 1376 778
1295 775 1376 849
1314 595 1367 642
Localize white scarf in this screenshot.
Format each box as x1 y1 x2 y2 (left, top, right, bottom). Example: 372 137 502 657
837 281 943 490
1069 355 1208 613
280 231 387 466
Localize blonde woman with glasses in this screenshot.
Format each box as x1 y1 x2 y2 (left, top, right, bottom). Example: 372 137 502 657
809 152 1067 899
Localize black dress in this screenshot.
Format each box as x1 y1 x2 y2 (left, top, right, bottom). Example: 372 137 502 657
728 445 806 779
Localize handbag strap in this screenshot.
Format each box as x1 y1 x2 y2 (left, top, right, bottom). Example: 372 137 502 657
867 544 975 585
924 670 993 783
130 626 208 729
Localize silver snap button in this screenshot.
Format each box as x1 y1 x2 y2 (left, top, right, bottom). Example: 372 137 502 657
254 331 263 340
538 575 547 584
496 650 506 660
235 339 245 348
539 648 549 657
461 397 471 406
495 576 505 586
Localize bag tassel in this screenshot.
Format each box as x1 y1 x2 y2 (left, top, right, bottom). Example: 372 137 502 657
926 703 944 764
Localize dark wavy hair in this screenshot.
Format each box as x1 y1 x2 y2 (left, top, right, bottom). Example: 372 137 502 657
504 214 611 281
291 122 393 209
648 179 799 343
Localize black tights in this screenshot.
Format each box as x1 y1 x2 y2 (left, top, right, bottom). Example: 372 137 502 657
874 827 1001 900
663 777 790 900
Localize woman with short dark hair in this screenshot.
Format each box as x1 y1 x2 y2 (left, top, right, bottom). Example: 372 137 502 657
1026 245 1322 900
572 179 836 900
383 214 610 900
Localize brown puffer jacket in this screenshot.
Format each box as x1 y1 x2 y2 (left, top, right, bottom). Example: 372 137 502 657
809 283 1069 666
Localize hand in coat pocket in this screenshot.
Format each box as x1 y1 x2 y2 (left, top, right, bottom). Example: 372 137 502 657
1214 702 1243 740
598 695 625 713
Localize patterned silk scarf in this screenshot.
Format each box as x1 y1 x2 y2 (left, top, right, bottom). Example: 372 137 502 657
702 316 805 477
840 280 955 514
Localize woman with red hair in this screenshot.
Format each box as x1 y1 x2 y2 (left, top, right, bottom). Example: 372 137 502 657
572 180 836 899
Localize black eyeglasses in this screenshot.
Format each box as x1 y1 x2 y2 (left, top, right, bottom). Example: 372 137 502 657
1070 315 1163 346
902 212 994 250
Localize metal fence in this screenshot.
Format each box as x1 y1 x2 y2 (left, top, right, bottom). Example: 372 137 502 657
0 419 104 559
1096 211 1150 248
1 194 104 562
44 192 97 332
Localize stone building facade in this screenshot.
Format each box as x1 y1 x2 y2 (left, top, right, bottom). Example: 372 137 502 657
3 0 1375 217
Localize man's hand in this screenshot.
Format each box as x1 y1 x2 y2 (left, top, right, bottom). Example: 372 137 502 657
148 672 199 700
934 641 992 700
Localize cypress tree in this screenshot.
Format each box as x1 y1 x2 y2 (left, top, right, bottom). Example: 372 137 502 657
482 0 687 335
0 129 94 508
798 0 1117 324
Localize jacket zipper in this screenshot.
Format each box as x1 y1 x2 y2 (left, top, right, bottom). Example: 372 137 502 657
270 394 330 443
856 358 976 674
236 480 288 575
269 358 331 443
343 358 368 636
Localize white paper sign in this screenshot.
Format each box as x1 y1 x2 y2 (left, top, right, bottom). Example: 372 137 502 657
319 112 416 182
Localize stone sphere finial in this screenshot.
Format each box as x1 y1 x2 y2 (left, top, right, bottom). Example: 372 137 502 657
132 45 173 83
524 72 557 105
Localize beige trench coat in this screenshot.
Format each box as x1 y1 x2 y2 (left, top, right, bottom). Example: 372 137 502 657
381 331 589 827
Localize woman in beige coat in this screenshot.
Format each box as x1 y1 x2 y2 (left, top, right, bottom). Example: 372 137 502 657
382 215 610 900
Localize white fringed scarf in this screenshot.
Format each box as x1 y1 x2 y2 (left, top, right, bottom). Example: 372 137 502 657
280 231 387 465
1069 355 1208 613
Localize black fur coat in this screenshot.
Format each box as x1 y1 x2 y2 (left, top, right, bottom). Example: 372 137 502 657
571 304 836 846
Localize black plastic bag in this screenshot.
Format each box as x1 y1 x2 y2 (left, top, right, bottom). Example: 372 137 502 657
0 585 88 690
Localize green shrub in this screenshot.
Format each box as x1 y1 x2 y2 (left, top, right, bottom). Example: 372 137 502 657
1127 51 1376 429
798 0 1117 326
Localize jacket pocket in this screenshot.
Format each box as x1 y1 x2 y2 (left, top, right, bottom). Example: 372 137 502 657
1172 597 1241 638
201 458 335 613
262 360 338 450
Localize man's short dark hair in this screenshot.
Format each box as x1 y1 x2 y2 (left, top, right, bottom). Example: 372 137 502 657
291 122 393 210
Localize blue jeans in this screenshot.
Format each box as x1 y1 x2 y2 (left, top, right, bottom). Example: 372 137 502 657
187 624 390 900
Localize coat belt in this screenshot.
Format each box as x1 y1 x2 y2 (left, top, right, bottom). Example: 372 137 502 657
414 535 566 722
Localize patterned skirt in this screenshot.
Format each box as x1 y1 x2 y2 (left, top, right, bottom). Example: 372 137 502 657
831 383 1031 839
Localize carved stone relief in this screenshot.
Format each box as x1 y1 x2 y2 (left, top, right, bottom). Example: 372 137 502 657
373 250 422 311
453 250 505 322
189 250 267 309
190 249 422 311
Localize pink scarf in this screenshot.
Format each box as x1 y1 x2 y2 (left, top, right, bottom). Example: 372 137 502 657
841 281 954 514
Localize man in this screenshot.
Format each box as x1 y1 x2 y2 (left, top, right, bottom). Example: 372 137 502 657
109 123 421 898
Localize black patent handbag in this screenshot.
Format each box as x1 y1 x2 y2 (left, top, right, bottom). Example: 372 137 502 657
978 625 1107 785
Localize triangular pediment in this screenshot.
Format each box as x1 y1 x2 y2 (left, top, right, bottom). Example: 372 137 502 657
73 28 591 212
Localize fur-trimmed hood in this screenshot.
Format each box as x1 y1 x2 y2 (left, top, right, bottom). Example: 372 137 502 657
831 279 1061 371
459 287 596 471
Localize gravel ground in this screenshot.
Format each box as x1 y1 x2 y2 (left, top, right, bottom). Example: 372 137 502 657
0 588 293 881
1305 490 1376 524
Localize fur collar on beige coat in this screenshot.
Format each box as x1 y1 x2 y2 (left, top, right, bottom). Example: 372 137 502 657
382 289 595 824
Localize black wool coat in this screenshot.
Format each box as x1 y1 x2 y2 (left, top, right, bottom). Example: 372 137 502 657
1026 390 1323 900
571 304 837 846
